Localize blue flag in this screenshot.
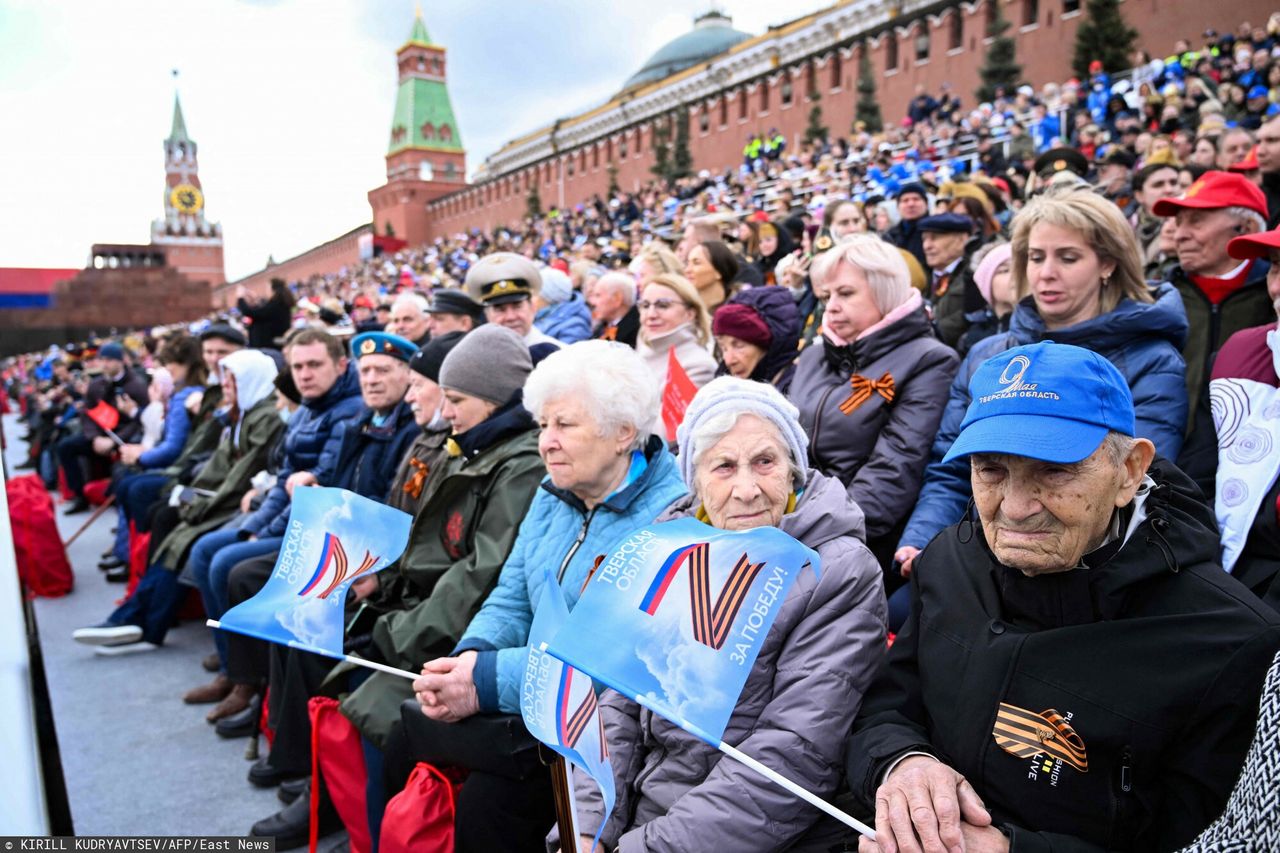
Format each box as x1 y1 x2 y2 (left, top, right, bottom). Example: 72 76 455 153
546 518 818 745
522 567 615 852
217 487 412 658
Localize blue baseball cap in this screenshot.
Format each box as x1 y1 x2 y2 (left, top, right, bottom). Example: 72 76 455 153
943 342 1136 464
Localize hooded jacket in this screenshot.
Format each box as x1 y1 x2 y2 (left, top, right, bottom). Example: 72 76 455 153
849 460 1280 852
715 286 801 392
572 472 886 853
456 436 688 714
900 284 1190 552
790 298 958 554
535 292 594 345
240 360 364 539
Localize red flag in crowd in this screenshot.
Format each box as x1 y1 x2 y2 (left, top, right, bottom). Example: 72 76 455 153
85 400 120 433
661 348 698 443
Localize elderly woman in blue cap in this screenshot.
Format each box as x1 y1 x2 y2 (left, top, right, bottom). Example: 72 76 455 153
849 341 1280 853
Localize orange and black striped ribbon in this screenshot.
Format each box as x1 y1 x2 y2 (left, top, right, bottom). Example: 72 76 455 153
839 372 895 415
689 548 766 649
402 457 430 500
992 702 1089 772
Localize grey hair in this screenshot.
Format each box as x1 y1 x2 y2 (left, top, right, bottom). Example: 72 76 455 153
809 233 914 315
594 271 638 306
522 340 658 449
1223 206 1268 234
392 292 429 315
1101 431 1137 465
688 410 804 497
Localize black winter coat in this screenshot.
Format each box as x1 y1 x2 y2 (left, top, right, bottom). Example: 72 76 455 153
789 304 958 561
332 399 420 504
237 295 293 348
847 460 1280 852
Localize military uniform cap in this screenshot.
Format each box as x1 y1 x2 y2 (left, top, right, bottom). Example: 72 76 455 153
464 252 542 306
350 331 417 362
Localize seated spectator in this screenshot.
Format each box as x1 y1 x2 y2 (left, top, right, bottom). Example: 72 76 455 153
886 183 931 273
630 242 682 285
959 241 1017 357
790 234 959 570
533 266 592 344
847 342 1280 852
58 341 149 514
1129 161 1182 275
466 252 563 349
896 187 1189 577
565 377 885 852
1154 170 1272 415
823 198 870 239
751 221 795 285
99 335 207 581
635 273 717 390
423 290 483 337
70 349 282 655
400 340 688 851
386 292 432 347
919 212 979 347
589 271 640 346
683 239 739 311
711 286 800 391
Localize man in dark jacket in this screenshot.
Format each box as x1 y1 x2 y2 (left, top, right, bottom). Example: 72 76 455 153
1154 172 1272 427
1257 116 1280 228
918 212 980 348
589 270 640 346
58 341 150 513
886 184 930 274
848 342 1280 853
332 332 420 498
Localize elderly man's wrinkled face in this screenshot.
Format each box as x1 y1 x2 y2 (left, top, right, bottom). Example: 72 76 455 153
405 372 442 427
358 354 410 412
971 439 1153 576
696 414 793 531
390 304 430 342
1174 208 1249 276
922 230 966 269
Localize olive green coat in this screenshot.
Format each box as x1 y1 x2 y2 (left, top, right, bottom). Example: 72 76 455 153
151 397 284 571
337 428 545 745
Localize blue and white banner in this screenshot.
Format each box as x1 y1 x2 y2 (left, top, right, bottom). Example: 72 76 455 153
522 566 615 852
217 487 411 657
546 518 818 744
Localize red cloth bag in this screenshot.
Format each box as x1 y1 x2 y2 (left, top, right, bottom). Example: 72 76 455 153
124 523 151 598
309 696 372 853
6 473 74 598
378 762 465 853
82 478 111 506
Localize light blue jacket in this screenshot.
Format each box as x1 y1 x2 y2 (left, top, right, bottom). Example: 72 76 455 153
900 282 1190 552
456 437 687 713
534 292 594 345
137 384 201 469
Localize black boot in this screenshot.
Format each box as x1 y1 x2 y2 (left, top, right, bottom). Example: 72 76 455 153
250 779 339 850
64 496 90 515
98 556 126 571
104 567 130 583
278 776 309 805
215 693 263 739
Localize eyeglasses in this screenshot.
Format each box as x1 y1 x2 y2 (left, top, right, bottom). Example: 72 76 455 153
637 298 681 312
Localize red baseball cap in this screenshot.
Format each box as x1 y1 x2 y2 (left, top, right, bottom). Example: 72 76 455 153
1229 145 1260 173
352 294 374 309
1227 228 1280 261
1152 170 1268 218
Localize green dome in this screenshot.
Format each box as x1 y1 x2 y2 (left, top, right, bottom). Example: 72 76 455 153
622 11 752 91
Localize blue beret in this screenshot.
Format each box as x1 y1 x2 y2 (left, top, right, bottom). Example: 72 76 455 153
918 212 974 234
351 332 417 362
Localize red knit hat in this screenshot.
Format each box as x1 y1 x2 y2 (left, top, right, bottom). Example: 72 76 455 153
712 303 772 349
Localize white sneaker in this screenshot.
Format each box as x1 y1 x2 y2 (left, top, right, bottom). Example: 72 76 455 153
72 624 143 646
93 641 161 657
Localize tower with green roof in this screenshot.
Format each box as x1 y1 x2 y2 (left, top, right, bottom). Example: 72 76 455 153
368 8 467 246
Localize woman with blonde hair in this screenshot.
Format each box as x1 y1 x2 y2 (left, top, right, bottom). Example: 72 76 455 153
789 233 959 569
630 242 682 286
895 186 1189 591
634 272 717 389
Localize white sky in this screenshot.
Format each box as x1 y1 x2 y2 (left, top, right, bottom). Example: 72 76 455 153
0 0 833 281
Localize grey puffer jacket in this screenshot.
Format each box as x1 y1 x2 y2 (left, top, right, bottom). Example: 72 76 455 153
788 303 959 550
572 471 886 853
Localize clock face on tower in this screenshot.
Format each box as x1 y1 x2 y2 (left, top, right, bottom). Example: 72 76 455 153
170 183 204 214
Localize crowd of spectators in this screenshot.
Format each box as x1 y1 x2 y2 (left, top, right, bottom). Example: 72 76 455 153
5 16 1280 852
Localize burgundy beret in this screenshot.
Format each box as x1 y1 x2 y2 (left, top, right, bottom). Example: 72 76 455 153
712 302 772 350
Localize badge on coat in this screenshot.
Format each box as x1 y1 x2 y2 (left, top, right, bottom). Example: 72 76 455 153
993 701 1089 774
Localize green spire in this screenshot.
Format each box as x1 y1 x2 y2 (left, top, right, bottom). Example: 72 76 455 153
406 5 431 46
169 94 190 143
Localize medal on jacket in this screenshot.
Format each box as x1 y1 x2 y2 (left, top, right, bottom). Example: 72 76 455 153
992 702 1089 772
839 372 895 415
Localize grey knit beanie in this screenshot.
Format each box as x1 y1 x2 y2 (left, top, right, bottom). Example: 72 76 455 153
438 324 532 405
675 376 809 488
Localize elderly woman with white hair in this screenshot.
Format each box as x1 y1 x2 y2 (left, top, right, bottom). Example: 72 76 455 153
788 233 959 569
566 377 886 852
407 339 688 851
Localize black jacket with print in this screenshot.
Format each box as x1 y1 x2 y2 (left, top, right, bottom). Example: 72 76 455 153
846 459 1280 852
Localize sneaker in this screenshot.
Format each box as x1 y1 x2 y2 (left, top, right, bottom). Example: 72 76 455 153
72 624 143 646
93 641 161 657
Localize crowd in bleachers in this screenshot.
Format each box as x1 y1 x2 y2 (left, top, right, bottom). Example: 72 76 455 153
6 17 1280 851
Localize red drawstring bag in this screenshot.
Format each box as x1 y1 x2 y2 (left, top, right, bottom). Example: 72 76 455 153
124 523 151 598
260 687 275 748
83 478 111 506
6 473 73 598
309 696 372 853
378 762 465 853
56 469 75 503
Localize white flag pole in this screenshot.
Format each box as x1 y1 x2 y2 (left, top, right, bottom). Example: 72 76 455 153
206 619 421 681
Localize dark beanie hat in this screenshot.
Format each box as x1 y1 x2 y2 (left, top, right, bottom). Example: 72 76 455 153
409 331 466 383
438 325 532 405
273 370 302 405
896 182 929 202
712 303 772 350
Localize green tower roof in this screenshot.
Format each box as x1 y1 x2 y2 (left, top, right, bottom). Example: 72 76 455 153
169 94 190 143
387 15 462 155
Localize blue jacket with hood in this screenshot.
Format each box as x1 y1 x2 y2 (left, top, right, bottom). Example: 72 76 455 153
534 292 594 345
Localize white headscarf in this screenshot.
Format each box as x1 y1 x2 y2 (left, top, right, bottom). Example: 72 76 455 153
219 349 279 413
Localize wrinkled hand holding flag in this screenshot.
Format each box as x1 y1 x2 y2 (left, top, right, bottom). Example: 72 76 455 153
543 517 876 839
214 487 412 660
522 566 615 853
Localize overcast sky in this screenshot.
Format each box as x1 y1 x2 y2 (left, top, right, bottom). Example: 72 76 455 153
0 0 832 281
